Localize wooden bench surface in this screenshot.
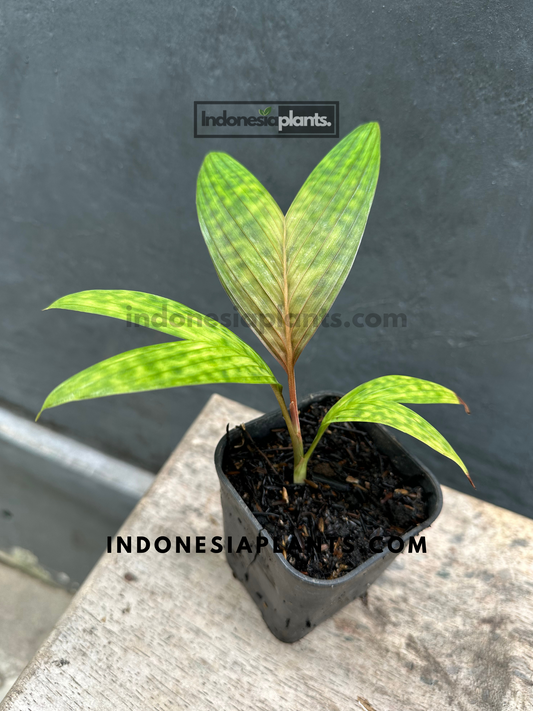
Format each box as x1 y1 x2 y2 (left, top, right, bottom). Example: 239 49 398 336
2 394 532 711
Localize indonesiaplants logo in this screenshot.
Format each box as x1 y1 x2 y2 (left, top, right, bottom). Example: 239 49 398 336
201 106 333 132
194 102 339 137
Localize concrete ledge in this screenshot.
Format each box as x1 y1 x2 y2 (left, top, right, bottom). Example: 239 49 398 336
0 405 153 588
2 395 532 710
0 406 153 506
0 563 71 702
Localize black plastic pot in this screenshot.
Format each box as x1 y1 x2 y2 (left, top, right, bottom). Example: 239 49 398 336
214 391 443 643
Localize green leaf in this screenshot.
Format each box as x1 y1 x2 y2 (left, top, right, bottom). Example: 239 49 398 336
45 289 272 367
39 290 282 418
264 106 271 116
258 109 265 116
46 290 225 343
38 340 279 417
338 375 470 412
196 122 380 369
197 152 288 364
285 122 380 360
316 399 472 485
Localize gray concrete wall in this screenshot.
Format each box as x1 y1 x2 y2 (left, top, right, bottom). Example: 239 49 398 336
1 1 531 517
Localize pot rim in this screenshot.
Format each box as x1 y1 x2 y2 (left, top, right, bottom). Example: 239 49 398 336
215 390 443 588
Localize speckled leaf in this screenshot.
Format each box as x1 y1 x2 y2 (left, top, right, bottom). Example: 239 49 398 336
197 152 287 364
318 399 472 483
45 289 277 375
47 290 241 347
38 340 279 417
285 122 381 360
339 375 469 412
196 122 380 369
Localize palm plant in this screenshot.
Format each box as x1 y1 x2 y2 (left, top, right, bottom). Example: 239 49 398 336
39 122 473 487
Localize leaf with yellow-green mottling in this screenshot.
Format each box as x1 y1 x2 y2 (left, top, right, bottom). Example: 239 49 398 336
338 375 470 412
285 122 381 360
196 122 381 368
45 289 275 371
47 290 232 345
197 152 287 364
37 340 280 418
314 399 472 485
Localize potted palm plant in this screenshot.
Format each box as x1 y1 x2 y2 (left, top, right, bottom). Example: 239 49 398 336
39 121 473 642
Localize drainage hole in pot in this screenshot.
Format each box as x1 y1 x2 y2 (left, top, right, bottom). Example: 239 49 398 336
306 620 311 628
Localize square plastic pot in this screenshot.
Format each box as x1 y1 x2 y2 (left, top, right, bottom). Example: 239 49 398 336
214 391 443 643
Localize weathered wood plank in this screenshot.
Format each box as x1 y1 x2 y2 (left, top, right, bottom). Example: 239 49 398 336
2 394 532 711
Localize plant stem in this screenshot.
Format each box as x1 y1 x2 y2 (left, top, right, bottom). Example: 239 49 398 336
293 454 309 484
286 366 304 471
287 366 301 438
270 384 303 466
293 423 326 484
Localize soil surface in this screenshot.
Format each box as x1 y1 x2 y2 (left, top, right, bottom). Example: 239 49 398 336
223 396 430 580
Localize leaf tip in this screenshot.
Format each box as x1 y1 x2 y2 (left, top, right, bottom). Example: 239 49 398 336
43 296 63 311
361 121 380 144
35 408 44 422
457 394 471 414
465 471 475 489
202 151 229 166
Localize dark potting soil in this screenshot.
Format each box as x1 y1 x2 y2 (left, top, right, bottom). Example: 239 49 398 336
223 396 429 580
